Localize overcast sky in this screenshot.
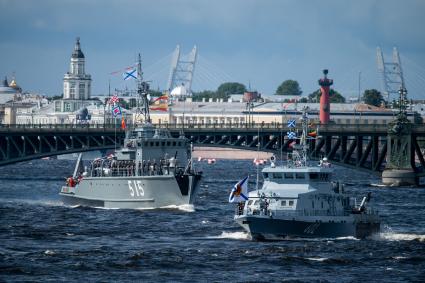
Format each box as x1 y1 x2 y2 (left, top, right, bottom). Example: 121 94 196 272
1 0 424 99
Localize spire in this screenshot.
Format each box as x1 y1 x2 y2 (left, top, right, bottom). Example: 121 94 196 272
72 37 85 59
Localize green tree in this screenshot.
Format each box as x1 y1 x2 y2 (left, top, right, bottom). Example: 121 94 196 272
276 80 302 96
217 82 246 96
192 90 220 101
308 89 346 103
363 89 384 107
47 94 63 101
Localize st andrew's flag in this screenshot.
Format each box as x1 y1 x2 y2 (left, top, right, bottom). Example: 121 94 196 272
229 176 249 203
123 68 137 80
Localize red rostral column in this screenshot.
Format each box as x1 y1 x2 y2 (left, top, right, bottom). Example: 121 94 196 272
318 69 333 124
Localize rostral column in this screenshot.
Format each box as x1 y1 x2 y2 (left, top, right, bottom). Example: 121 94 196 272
318 69 333 124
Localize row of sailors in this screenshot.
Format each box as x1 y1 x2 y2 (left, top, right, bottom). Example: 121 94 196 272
91 158 179 177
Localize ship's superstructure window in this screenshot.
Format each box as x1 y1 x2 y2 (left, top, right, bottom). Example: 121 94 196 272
155 142 159 146
281 200 286 206
272 173 282 179
309 173 319 179
161 142 165 146
284 173 293 179
320 173 330 181
289 200 294 206
248 200 253 205
295 173 305 179
167 142 171 146
263 173 269 178
173 142 176 146
150 142 154 146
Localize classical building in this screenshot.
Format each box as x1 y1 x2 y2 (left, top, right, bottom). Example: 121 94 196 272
63 37 91 100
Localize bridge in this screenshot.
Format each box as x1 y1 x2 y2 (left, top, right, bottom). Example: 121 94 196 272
1 123 425 177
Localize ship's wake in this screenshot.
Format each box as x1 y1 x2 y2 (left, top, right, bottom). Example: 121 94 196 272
374 232 425 242
207 231 251 240
159 204 195 212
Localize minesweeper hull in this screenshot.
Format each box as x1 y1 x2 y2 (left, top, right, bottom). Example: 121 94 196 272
60 175 200 209
235 215 380 240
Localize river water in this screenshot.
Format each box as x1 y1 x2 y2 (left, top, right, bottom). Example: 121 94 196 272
1 159 425 282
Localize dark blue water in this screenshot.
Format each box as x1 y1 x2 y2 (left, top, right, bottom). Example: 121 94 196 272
1 159 425 282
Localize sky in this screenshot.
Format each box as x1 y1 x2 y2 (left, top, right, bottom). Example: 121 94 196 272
1 0 425 100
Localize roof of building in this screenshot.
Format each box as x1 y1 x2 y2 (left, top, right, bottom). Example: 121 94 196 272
71 37 85 59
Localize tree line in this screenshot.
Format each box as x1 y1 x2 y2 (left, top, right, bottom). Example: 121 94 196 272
192 80 385 106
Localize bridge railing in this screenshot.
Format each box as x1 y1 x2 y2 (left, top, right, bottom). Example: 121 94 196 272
1 122 424 133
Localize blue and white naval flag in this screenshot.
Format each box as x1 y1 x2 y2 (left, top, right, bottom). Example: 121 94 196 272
229 176 249 203
111 105 122 117
287 119 296 128
123 68 137 80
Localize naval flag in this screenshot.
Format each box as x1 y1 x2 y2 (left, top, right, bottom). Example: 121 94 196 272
229 176 249 203
123 68 137 80
287 119 296 128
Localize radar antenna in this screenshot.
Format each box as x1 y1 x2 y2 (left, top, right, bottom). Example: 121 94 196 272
136 53 151 124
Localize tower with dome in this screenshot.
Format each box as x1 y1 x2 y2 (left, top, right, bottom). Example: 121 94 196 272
63 37 91 100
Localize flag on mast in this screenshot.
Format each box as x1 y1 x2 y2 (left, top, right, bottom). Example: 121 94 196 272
123 68 137 80
111 105 122 117
121 117 126 129
229 176 249 203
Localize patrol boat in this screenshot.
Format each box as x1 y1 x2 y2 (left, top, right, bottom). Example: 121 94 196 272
60 55 202 209
233 109 380 240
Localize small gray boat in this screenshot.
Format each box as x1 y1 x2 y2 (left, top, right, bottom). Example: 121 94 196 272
233 108 380 240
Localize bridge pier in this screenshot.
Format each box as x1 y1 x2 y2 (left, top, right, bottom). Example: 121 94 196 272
382 88 418 186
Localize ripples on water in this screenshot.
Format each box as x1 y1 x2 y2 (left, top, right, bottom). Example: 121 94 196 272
1 159 425 282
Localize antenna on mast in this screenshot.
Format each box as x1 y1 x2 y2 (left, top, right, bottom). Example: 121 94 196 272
136 53 151 124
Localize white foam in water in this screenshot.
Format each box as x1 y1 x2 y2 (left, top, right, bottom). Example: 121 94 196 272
160 204 195 212
44 250 56 256
306 257 329 262
376 232 425 242
2 199 65 207
208 231 251 240
334 236 359 241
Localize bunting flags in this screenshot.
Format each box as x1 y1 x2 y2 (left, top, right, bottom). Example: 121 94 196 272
287 131 296 139
108 95 119 105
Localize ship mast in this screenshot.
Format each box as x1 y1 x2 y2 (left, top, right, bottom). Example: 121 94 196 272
136 53 151 124
298 107 309 167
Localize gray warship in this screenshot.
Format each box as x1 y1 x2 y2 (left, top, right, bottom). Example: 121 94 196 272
60 55 202 209
233 108 380 240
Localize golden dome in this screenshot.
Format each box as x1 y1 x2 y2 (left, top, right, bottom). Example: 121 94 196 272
9 77 22 92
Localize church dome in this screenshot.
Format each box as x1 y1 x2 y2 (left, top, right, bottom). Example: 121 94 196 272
72 37 85 59
9 77 22 92
0 76 18 95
